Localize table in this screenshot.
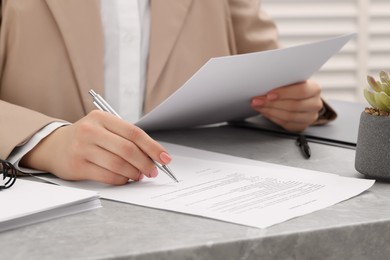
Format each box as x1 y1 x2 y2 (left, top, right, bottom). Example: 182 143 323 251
2 125 390 260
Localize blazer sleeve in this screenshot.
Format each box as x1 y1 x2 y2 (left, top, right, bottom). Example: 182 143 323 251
228 0 280 54
0 0 70 159
0 100 63 159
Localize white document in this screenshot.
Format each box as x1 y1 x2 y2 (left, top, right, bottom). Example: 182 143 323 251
136 33 356 131
41 142 374 229
0 179 101 232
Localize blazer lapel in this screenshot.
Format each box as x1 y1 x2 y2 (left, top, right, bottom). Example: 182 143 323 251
45 0 105 113
147 0 193 91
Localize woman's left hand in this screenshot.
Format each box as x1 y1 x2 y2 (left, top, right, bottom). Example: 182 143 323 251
250 80 324 132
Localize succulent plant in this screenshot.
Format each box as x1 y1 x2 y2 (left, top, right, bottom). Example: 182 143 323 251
364 70 390 115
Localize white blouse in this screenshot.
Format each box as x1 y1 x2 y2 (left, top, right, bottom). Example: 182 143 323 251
100 0 150 122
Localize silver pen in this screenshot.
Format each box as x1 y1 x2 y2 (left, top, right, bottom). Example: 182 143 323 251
89 89 179 183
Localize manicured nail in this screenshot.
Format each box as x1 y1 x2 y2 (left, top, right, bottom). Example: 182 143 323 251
149 167 158 178
267 93 278 101
160 152 172 164
252 99 264 106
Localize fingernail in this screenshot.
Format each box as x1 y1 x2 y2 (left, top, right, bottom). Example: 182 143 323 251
138 174 144 181
160 152 172 164
267 93 278 101
149 167 158 178
252 99 264 106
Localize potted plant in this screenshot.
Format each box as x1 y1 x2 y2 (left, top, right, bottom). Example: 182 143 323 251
355 70 390 180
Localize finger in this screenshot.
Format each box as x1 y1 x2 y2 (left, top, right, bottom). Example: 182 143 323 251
267 80 321 100
71 112 159 178
92 111 171 164
93 129 159 177
259 107 319 125
253 97 323 112
84 144 153 181
76 161 130 185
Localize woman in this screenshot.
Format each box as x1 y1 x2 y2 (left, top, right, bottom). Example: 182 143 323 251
0 0 335 185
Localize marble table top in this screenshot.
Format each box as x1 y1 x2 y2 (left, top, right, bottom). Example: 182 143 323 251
1 125 389 260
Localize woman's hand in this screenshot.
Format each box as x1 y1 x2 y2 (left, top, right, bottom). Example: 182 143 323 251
21 110 172 185
251 80 324 132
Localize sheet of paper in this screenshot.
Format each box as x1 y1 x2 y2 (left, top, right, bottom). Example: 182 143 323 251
136 33 356 131
0 179 101 232
41 143 374 229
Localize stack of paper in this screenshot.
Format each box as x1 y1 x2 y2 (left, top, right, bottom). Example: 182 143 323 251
0 179 101 232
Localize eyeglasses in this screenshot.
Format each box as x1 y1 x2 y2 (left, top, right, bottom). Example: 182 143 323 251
0 159 17 190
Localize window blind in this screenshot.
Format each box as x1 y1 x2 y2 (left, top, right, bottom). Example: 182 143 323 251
262 0 390 103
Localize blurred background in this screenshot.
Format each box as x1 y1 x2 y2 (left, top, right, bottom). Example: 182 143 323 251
262 0 390 103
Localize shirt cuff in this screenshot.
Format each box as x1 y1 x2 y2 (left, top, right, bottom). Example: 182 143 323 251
8 122 70 174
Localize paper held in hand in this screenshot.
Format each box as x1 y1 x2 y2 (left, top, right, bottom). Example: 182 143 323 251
136 33 356 131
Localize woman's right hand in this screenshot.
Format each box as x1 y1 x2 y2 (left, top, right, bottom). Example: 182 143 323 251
20 110 172 185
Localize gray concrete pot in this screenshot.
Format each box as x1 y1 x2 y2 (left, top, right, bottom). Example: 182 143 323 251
355 111 390 180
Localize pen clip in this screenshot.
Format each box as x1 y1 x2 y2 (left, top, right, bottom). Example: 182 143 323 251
92 101 105 111
89 90 121 118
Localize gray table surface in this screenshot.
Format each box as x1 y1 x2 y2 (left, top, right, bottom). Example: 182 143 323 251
1 125 390 260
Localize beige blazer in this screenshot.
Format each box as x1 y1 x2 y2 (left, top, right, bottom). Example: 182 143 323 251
0 0 279 158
